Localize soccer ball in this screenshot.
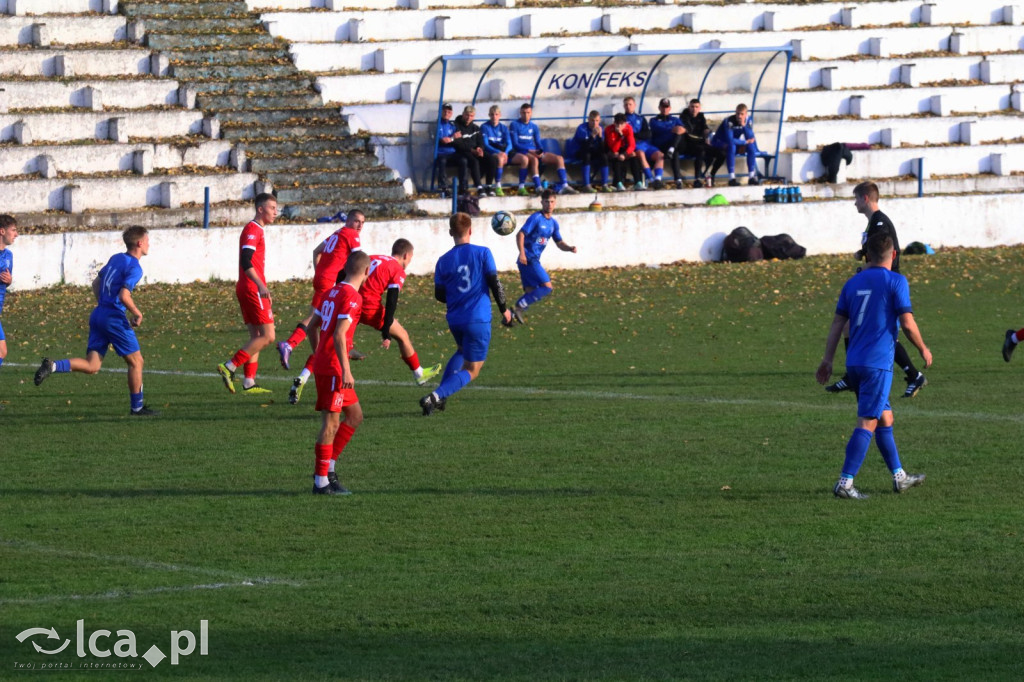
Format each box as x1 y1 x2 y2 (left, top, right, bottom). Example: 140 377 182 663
491 211 516 236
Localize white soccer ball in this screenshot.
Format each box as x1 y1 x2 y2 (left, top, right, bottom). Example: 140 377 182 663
491 211 516 236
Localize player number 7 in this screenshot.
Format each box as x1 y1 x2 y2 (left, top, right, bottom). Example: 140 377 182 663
854 289 871 328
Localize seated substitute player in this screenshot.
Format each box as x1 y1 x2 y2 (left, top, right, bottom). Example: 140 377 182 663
279 210 365 404
309 251 371 495
508 102 577 196
604 113 644 191
570 110 611 192
34 226 158 416
0 214 19 371
419 212 513 416
711 103 763 186
1003 326 1024 362
816 232 932 500
648 98 686 190
355 238 441 388
480 105 513 197
217 193 278 395
511 189 577 324
679 98 724 188
623 96 660 189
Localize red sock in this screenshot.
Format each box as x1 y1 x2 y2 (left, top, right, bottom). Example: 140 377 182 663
229 349 251 368
286 324 307 349
1016 328 1024 340
303 354 315 372
332 423 356 460
314 443 332 477
402 352 420 372
244 361 258 381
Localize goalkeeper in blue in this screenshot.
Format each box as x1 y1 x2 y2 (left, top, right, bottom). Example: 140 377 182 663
816 232 932 500
419 212 513 416
510 189 577 324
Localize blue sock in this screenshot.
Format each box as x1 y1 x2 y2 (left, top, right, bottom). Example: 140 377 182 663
130 391 144 412
841 428 873 479
518 168 528 185
0 358 4 368
441 351 464 382
56 359 71 373
644 167 654 181
875 426 902 473
435 369 471 400
600 166 610 185
532 174 542 190
516 286 552 310
655 168 664 180
557 168 568 187
582 164 590 185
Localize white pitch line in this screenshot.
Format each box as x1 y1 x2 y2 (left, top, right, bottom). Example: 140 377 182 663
0 580 287 606
0 538 304 588
7 363 1023 424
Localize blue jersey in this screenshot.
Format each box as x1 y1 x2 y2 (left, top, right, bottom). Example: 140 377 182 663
836 266 913 370
712 114 755 146
520 212 562 262
480 121 511 155
0 247 11 315
649 114 682 148
436 118 457 156
435 243 497 325
509 119 541 155
96 252 143 312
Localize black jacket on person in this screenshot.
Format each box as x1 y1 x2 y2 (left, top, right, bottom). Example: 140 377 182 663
453 115 483 155
679 110 711 141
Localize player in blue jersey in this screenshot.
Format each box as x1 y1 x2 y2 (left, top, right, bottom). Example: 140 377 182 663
480 105 513 196
623 96 659 189
648 97 686 189
34 226 158 416
569 110 611 192
419 212 513 416
510 189 577 323
0 215 18 372
508 103 577 196
816 232 932 499
711 103 763 186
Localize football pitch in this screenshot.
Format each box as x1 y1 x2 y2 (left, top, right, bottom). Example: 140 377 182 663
2 247 1023 680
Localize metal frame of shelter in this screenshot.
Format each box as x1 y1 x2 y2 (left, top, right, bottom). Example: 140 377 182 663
410 46 792 193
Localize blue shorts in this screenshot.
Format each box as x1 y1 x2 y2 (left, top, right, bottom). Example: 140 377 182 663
449 321 491 363
847 366 892 420
518 259 550 289
87 306 140 357
635 140 658 156
0 318 5 342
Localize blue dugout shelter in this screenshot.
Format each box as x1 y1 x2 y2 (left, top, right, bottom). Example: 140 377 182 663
409 46 792 192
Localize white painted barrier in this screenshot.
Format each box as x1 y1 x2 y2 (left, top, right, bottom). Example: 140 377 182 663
10 193 1024 289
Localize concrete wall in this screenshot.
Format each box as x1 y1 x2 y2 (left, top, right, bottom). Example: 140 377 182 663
10 192 1024 289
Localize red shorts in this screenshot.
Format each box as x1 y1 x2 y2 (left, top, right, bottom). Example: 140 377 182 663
236 283 274 325
359 306 385 331
314 373 358 413
310 284 331 311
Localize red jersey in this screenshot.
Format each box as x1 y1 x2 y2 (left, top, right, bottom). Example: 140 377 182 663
312 227 361 292
238 220 266 291
359 255 406 313
604 124 635 155
313 282 363 376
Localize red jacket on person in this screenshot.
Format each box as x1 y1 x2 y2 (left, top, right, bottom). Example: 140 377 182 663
604 124 635 155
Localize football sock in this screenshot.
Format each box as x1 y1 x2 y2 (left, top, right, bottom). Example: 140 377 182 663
333 423 356 459
557 169 568 187
1013 331 1021 344
242 361 258 388
516 286 552 310
894 342 917 379
600 166 610 185
403 352 420 372
298 367 311 384
496 164 504 179
840 428 873 480
518 168 528 185
328 459 336 473
874 426 902 473
838 475 854 489
130 390 144 412
654 168 664 181
228 349 250 371
644 167 654 181
0 358 4 369
892 468 907 483
441 351 464 382
435 370 471 400
56 359 71 373
314 443 332 479
286 323 307 349
728 172 736 179
532 174 542 190
303 354 315 372
582 164 591 185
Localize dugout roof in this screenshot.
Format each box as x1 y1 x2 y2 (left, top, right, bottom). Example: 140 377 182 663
409 46 792 192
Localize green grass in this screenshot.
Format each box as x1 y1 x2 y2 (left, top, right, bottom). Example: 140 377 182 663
2 247 1023 680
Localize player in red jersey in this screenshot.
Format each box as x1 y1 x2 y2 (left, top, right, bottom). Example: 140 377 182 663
359 238 442 386
277 210 365 404
217 193 278 395
309 251 371 495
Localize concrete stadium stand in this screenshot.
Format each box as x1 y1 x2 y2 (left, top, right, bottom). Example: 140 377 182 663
0 15 126 46
1 0 118 14
0 79 185 110
0 48 151 77
0 139 239 177
0 110 209 144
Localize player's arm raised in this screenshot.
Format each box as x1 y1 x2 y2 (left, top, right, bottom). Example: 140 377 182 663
817 313 848 385
899 312 932 369
335 317 354 388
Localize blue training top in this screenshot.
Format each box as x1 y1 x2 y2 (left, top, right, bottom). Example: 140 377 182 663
836 265 913 370
96 252 143 312
649 114 683 148
480 121 512 155
519 212 562 262
435 243 497 325
0 248 11 315
508 119 541 155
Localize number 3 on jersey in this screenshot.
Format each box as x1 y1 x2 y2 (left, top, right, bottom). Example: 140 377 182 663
457 264 472 292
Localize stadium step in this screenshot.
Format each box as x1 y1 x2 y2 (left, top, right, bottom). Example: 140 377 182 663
206 107 344 126
222 120 351 140
186 77 318 97
166 47 293 66
137 17 261 34
121 1 250 20
264 167 397 187
249 154 381 174
274 183 408 205
147 32 281 51
240 137 370 156
197 93 324 111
